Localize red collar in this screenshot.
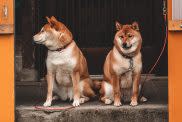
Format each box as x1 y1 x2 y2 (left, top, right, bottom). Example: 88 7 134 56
114 45 133 59
121 53 133 59
49 41 73 52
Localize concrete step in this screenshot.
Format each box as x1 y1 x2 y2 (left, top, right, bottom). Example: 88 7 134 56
15 76 168 122
16 101 168 122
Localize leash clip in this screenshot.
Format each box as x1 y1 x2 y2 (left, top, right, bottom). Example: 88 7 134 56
128 58 133 71
163 0 167 15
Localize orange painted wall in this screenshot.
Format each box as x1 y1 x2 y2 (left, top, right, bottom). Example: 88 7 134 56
168 0 182 122
0 0 14 121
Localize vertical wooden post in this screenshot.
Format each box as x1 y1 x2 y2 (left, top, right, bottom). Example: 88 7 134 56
0 0 14 121
168 0 182 121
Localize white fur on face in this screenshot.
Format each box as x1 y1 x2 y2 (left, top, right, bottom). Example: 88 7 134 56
117 37 140 54
33 28 48 43
44 29 63 50
117 36 122 45
130 37 139 46
33 27 63 50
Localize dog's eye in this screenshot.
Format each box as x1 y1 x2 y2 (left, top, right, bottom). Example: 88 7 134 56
120 36 124 38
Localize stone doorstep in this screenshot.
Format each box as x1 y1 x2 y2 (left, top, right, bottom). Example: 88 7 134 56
15 76 168 122
16 102 168 122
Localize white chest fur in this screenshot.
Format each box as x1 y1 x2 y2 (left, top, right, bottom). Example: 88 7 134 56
112 47 142 88
112 47 142 75
46 46 77 86
47 48 76 68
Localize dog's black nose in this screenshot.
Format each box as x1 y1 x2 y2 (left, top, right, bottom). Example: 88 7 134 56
122 43 127 48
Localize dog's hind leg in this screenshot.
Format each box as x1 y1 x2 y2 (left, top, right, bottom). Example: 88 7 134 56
101 97 113 105
80 78 95 104
52 95 60 101
79 95 89 104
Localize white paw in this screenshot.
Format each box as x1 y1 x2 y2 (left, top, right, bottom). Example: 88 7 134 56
52 95 59 101
43 100 52 107
114 101 122 107
79 98 85 104
105 99 112 105
79 97 89 104
72 99 80 107
130 100 138 106
140 96 147 102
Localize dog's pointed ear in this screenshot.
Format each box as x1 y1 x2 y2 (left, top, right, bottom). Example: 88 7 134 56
115 21 122 31
46 16 51 24
132 22 139 31
50 16 58 22
47 16 58 27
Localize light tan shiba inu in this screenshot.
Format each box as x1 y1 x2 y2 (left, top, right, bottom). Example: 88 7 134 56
100 21 146 106
33 16 95 107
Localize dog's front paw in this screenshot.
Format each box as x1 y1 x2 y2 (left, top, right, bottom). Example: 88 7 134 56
130 100 138 106
72 99 80 107
114 100 122 107
43 100 52 107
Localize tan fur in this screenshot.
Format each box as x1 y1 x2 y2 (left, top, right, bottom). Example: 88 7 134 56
100 21 143 106
33 16 95 107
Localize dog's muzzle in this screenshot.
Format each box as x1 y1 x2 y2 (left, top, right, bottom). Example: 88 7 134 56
122 42 132 49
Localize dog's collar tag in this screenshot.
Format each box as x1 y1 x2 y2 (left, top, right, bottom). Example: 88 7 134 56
122 58 133 74
128 58 133 71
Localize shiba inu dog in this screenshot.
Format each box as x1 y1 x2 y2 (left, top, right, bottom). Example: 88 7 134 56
100 21 146 106
33 16 95 107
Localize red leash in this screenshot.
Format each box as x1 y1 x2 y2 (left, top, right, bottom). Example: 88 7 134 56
34 105 75 111
33 81 75 111
139 8 167 98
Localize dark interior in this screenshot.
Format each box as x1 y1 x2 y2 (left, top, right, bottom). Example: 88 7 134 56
15 0 168 79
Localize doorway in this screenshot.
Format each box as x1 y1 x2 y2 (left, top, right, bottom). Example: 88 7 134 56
15 0 168 80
